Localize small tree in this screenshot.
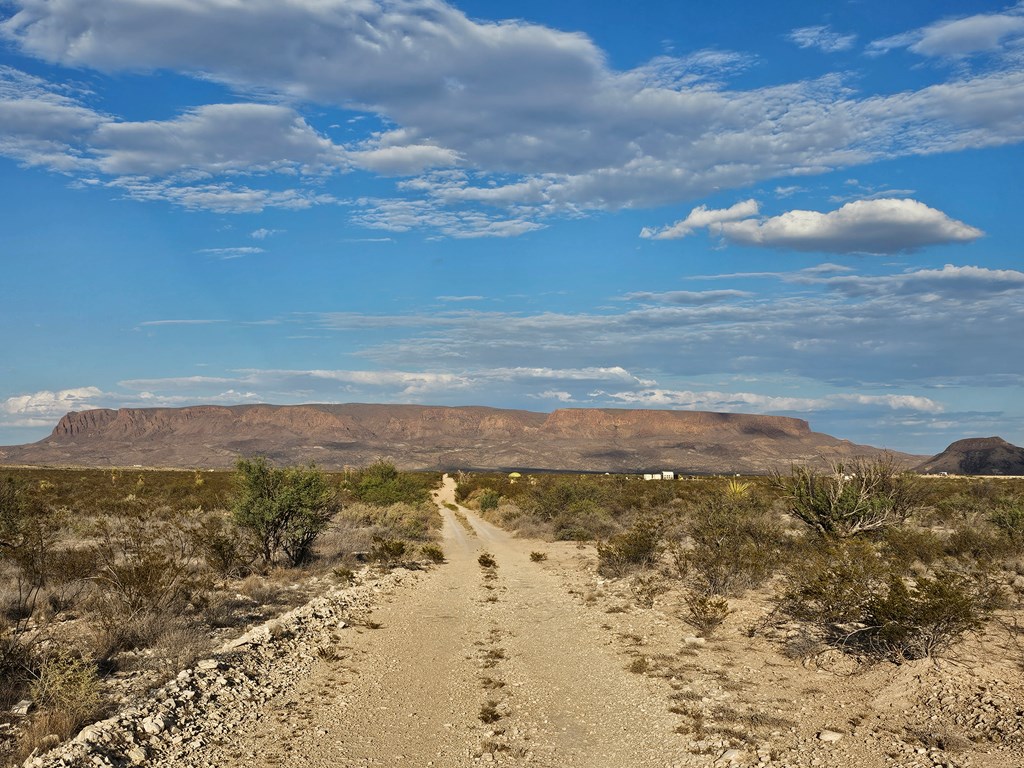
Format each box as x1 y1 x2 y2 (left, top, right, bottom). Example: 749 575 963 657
232 458 337 566
773 455 922 538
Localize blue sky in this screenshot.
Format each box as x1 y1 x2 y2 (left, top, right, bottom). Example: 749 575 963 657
1 0 1023 455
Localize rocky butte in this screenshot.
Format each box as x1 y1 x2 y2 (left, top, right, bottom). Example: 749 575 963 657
916 436 1024 476
0 403 915 474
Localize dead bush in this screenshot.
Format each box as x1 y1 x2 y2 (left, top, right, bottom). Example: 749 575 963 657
87 510 201 655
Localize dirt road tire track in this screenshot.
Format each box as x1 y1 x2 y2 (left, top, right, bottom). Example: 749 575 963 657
164 475 688 768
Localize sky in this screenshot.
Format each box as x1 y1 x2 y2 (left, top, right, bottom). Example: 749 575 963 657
1 0 1023 455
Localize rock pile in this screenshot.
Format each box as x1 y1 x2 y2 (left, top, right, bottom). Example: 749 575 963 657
23 569 407 768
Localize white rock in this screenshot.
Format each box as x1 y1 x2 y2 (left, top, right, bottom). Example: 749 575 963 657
817 729 843 743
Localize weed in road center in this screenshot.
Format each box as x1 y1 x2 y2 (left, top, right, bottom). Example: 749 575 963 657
479 700 502 723
478 552 497 568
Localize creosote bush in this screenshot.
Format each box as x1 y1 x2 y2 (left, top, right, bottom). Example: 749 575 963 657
778 537 1003 662
597 515 665 577
680 490 783 596
420 543 446 563
368 536 408 566
683 589 730 638
352 461 433 507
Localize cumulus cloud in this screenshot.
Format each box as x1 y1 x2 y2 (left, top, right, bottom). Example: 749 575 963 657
789 25 857 53
1 386 108 426
91 104 348 176
640 200 758 240
870 8 1024 57
642 198 982 254
717 199 983 254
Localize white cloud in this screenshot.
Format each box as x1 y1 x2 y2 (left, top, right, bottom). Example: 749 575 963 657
717 198 983 254
595 388 943 414
1 386 108 426
138 319 225 327
622 290 753 305
350 196 545 238
870 9 1024 57
788 25 857 53
250 228 283 240
107 178 338 213
197 247 264 259
349 142 462 175
640 200 758 240
815 264 1024 298
2 2 1024 228
92 103 348 176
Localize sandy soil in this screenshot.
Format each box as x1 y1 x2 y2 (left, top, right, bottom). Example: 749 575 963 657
66 475 1021 768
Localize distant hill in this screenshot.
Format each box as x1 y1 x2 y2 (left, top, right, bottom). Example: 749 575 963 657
915 436 1024 476
0 403 919 474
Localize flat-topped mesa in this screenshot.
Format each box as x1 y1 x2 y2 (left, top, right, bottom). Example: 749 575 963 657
5 402 909 472
539 408 811 440
52 409 119 437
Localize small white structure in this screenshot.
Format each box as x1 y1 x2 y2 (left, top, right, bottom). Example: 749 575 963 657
643 470 676 481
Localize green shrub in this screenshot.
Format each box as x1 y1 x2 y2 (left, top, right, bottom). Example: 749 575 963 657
29 648 103 730
479 489 501 512
779 538 1002 661
194 513 247 577
878 526 946 569
368 536 407 565
683 589 730 638
779 538 887 625
682 494 782 596
597 515 664 577
864 568 1003 660
232 458 338 566
420 543 446 563
352 461 431 507
991 501 1024 551
552 499 617 541
529 551 547 562
945 524 1012 563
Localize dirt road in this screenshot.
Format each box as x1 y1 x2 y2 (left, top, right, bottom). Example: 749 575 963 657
181 475 686 768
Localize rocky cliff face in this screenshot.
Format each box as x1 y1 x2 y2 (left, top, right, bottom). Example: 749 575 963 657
915 436 1024 476
1 403 909 473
